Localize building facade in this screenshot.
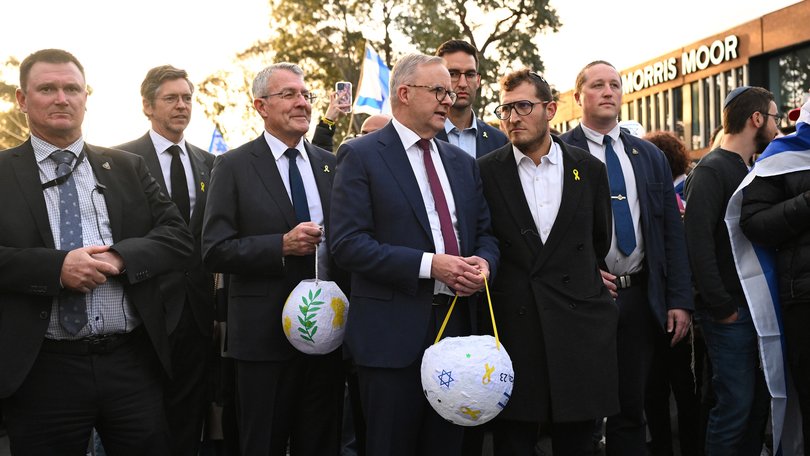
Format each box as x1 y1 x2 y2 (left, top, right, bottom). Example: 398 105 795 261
552 1 810 159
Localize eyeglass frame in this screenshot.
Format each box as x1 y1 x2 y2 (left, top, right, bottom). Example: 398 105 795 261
258 89 317 104
493 100 551 120
761 111 784 124
404 84 458 104
448 70 479 82
158 94 193 105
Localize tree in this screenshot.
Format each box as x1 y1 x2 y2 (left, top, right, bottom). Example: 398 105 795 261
0 57 29 149
197 0 560 143
397 0 561 118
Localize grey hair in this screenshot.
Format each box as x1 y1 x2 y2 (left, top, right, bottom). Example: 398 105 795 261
389 54 444 107
252 62 304 98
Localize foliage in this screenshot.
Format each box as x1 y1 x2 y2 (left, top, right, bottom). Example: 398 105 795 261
0 57 29 149
297 288 324 343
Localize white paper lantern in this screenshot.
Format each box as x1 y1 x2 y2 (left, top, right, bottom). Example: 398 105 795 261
281 279 349 355
421 335 514 426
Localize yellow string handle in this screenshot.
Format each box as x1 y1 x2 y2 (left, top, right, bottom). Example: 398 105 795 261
433 273 501 350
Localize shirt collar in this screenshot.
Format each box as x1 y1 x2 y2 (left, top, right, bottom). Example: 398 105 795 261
511 137 561 166
32 135 84 164
263 130 307 163
444 110 479 135
392 117 434 152
150 129 187 156
581 123 621 146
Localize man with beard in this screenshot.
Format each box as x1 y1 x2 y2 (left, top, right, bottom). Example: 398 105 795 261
684 86 777 455
434 40 507 158
479 69 619 455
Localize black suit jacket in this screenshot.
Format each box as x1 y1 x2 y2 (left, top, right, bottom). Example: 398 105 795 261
115 133 215 336
435 116 508 158
0 139 193 398
201 136 339 361
560 125 693 327
478 137 619 422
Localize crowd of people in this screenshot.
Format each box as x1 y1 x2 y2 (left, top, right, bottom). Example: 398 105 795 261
0 41 808 456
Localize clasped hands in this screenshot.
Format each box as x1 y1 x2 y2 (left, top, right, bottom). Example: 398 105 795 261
61 245 124 293
431 254 489 297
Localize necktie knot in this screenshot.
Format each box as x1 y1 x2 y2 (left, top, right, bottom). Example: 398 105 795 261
50 150 75 177
284 148 300 161
167 144 183 157
602 135 613 146
417 139 431 154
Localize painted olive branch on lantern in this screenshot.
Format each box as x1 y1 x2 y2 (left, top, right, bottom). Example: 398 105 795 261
297 288 324 343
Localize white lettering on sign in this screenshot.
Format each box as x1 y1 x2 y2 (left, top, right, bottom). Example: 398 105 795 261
621 35 739 94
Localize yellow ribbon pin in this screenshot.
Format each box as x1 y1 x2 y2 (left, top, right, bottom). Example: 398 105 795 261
483 131 488 139
323 165 330 173
573 169 581 181
200 182 205 192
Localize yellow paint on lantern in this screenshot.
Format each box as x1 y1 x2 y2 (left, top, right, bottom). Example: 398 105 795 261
482 363 495 384
331 297 346 328
460 406 482 420
283 316 292 337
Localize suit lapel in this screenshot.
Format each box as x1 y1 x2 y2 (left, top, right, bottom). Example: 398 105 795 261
436 140 470 253
619 131 649 227
376 124 432 239
10 140 55 248
85 144 123 241
186 144 210 231
249 136 297 229
137 134 168 195
304 143 333 227
489 146 542 257
533 140 586 272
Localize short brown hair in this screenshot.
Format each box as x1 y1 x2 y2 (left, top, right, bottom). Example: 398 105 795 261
574 60 617 94
644 131 689 179
141 65 193 104
723 86 773 135
20 49 85 92
435 40 479 68
499 69 552 102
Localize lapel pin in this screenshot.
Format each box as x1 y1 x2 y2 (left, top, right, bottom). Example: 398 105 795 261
632 148 639 155
200 182 205 192
482 131 489 139
323 165 330 173
572 169 581 181
102 162 111 169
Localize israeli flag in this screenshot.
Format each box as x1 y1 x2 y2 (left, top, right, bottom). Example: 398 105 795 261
353 44 391 115
208 127 229 156
725 100 810 456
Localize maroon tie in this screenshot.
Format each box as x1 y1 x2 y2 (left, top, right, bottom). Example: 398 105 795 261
418 139 459 257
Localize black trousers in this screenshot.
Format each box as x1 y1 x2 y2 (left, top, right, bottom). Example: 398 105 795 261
235 350 343 456
2 329 170 456
782 303 810 451
605 284 656 456
492 419 596 456
165 302 211 456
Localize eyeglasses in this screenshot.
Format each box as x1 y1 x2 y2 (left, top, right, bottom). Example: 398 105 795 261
159 94 193 105
761 111 784 123
448 70 479 82
404 84 457 104
493 100 550 120
259 89 317 104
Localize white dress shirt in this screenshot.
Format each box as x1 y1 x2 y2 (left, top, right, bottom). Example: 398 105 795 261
513 140 564 243
392 118 460 295
150 130 197 215
580 124 645 275
263 131 329 279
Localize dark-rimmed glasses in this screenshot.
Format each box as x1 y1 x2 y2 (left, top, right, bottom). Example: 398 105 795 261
448 70 479 82
404 84 457 104
761 111 784 123
259 90 317 104
493 100 550 120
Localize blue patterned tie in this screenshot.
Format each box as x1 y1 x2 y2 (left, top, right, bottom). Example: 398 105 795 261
284 148 311 223
50 150 87 335
603 136 637 256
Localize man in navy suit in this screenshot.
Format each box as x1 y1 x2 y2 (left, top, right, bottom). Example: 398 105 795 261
330 53 499 456
434 40 507 158
560 61 693 456
115 65 215 456
202 62 343 456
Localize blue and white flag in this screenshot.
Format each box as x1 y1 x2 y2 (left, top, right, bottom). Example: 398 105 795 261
208 127 228 156
725 100 810 456
353 44 390 116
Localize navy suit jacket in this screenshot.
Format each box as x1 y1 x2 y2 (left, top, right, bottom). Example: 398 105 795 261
435 116 508 158
330 122 499 368
560 125 693 328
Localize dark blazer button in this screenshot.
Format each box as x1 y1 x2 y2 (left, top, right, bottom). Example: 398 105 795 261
569 303 577 309
518 306 526 315
39 311 49 319
562 275 571 283
577 243 584 251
